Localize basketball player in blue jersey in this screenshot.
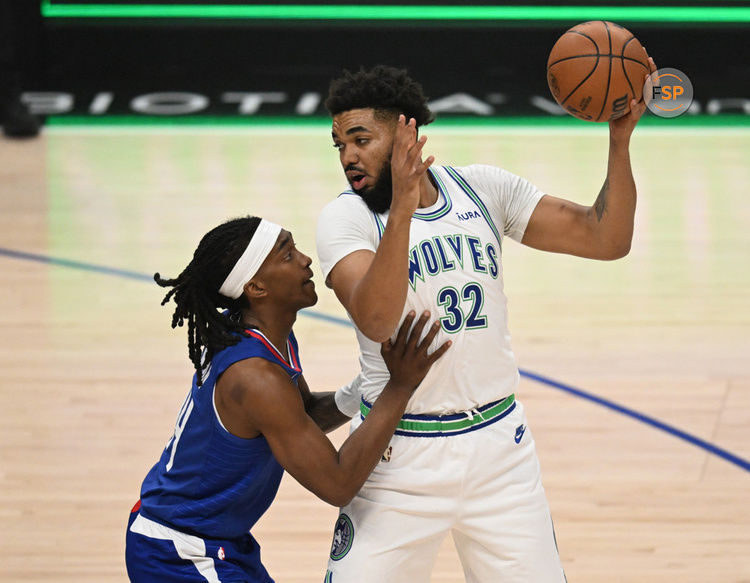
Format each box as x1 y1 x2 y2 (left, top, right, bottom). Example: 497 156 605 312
316 62 656 582
125 215 450 582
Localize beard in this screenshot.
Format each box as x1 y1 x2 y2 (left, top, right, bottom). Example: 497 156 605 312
354 159 393 214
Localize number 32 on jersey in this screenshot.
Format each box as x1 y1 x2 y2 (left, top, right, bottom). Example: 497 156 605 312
437 282 488 333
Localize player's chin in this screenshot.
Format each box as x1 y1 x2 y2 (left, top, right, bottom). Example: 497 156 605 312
302 282 318 306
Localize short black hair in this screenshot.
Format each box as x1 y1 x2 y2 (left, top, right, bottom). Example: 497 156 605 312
325 65 435 127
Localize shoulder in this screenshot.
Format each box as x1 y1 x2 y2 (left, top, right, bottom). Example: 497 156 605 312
220 357 299 407
318 191 372 224
448 164 512 184
316 192 380 264
448 164 541 203
212 331 256 364
224 355 288 383
214 356 303 437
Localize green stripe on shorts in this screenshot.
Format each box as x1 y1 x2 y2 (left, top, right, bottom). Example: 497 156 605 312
361 394 515 435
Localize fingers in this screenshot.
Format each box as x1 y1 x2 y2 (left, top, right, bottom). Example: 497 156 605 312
393 310 415 351
394 115 430 164
640 55 660 109
408 134 427 162
642 47 659 87
416 318 451 363
403 135 434 179
417 155 435 177
406 311 431 351
628 98 646 123
427 338 452 364
394 114 418 152
417 318 442 354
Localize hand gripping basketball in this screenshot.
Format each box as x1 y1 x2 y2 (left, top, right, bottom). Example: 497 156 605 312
546 20 651 122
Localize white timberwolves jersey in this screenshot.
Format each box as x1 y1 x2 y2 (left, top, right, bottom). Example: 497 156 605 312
317 165 544 415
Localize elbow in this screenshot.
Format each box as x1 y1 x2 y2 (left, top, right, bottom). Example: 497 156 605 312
321 487 356 508
604 239 632 260
329 493 355 508
614 244 631 260
360 327 393 344
319 470 360 507
350 312 396 343
592 235 631 261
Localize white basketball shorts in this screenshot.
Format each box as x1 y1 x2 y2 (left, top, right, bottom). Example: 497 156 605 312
324 396 566 583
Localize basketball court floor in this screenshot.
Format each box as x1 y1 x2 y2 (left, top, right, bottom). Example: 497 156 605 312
1 121 748 582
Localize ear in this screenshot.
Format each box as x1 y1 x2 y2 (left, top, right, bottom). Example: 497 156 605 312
243 278 267 300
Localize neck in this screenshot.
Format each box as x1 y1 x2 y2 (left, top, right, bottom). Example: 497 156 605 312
417 169 439 208
241 308 296 357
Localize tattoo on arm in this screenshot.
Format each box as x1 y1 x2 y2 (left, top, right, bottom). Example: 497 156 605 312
594 178 609 221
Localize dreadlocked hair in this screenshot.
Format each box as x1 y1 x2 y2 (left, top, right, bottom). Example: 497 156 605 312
325 65 435 127
154 216 262 386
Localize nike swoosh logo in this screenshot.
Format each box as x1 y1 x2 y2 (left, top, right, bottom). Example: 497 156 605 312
514 424 526 444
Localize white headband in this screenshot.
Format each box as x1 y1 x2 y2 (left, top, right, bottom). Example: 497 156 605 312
218 219 282 299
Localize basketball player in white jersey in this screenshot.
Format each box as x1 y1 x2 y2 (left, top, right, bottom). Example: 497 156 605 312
316 62 655 582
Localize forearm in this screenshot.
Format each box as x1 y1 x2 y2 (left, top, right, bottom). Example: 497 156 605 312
588 135 637 258
332 383 411 501
305 392 351 433
347 211 412 341
286 311 445 507
292 382 410 507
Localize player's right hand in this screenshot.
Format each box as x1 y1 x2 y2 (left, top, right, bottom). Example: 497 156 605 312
389 115 434 216
381 310 451 392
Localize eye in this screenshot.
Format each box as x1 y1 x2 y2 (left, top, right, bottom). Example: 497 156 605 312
356 137 369 146
332 142 343 150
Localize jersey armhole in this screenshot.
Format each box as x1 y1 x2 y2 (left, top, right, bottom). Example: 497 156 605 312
212 383 232 435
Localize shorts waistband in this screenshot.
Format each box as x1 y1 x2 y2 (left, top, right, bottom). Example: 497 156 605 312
360 394 516 437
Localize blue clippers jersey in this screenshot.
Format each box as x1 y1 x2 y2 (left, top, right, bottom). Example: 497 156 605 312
138 329 302 539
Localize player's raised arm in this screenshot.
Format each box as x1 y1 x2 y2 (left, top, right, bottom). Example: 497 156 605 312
327 115 434 342
522 52 657 260
215 312 450 507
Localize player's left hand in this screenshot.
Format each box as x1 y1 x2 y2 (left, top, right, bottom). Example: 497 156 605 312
609 48 658 140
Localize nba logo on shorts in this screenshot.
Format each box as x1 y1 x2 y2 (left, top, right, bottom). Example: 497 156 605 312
330 514 354 561
381 445 392 462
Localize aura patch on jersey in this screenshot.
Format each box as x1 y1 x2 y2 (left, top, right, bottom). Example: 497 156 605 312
330 514 354 561
445 166 503 248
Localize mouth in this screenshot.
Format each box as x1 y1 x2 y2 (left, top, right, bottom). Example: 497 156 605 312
346 170 368 191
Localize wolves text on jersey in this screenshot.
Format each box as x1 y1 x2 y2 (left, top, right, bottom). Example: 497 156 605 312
408 234 499 291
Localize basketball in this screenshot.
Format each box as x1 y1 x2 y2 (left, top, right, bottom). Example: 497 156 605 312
546 20 650 122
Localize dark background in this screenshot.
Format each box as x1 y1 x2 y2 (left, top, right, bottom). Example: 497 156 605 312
23 2 750 118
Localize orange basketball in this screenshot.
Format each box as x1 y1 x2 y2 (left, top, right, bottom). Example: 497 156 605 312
547 20 650 122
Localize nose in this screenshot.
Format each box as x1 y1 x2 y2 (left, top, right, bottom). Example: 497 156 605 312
299 250 312 267
340 144 358 167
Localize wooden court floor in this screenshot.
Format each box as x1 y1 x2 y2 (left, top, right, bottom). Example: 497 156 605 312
1 124 749 582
